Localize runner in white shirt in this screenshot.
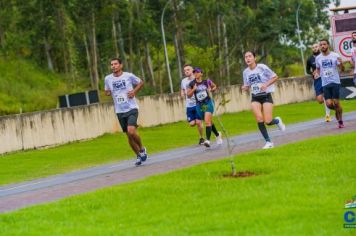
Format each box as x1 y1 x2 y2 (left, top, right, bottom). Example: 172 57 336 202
315 39 345 128
350 32 356 86
104 58 148 166
180 64 205 145
306 43 331 122
242 51 286 149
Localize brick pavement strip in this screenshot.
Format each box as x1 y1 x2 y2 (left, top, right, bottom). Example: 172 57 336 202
0 116 355 213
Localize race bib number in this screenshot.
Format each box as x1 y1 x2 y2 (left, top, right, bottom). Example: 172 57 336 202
116 94 128 104
251 83 262 95
323 68 333 78
196 90 208 101
114 94 130 110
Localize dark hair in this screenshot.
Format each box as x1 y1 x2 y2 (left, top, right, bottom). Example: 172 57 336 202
183 64 193 68
111 58 122 64
320 39 329 45
352 32 356 35
244 51 256 57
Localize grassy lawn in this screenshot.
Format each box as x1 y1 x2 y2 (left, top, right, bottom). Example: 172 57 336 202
0 132 355 235
0 100 355 186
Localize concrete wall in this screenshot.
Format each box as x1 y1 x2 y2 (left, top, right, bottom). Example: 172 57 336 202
0 77 314 154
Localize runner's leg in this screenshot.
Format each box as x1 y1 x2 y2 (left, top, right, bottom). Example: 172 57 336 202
252 102 271 142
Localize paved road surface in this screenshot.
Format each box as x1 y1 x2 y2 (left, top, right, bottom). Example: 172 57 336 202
1 112 355 213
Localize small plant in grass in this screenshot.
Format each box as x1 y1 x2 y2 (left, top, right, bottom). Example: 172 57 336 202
214 92 238 176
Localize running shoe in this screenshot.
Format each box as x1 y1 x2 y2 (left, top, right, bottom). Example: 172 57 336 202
338 123 345 129
203 140 211 147
216 132 223 145
262 141 274 149
325 115 331 122
139 147 148 162
199 138 205 145
275 117 286 131
135 155 142 166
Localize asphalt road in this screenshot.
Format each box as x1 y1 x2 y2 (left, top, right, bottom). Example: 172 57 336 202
1 112 355 213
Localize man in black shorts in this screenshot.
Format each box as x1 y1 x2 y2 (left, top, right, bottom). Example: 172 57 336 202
306 43 331 122
315 39 345 128
104 58 148 166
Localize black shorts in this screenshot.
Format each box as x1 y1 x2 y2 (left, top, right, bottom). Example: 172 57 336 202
251 93 273 104
323 83 340 100
116 109 139 132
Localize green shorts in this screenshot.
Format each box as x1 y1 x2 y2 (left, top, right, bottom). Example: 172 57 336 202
196 100 214 118
116 109 138 132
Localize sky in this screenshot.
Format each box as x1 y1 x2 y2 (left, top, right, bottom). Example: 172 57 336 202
329 0 356 9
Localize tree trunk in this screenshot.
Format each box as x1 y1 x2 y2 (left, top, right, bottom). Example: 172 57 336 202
56 7 69 74
172 0 185 68
0 1 3 51
128 4 134 72
137 47 145 80
217 14 223 80
83 33 93 86
145 41 156 88
158 48 163 94
0 25 4 52
90 11 99 90
112 15 119 58
174 34 183 79
44 37 54 71
223 20 230 86
117 21 126 63
208 19 214 47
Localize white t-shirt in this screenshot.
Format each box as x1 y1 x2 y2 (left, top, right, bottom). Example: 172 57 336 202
181 77 196 108
351 46 356 74
315 52 341 86
243 64 277 95
104 72 141 113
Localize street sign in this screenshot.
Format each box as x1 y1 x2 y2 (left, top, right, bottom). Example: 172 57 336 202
335 36 352 59
330 11 356 62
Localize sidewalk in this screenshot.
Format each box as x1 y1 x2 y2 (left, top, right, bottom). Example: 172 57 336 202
1 112 356 213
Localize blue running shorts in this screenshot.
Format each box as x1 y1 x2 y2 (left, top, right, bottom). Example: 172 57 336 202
314 77 323 96
186 106 202 122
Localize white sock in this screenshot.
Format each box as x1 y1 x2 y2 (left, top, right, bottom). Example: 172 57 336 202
323 99 330 116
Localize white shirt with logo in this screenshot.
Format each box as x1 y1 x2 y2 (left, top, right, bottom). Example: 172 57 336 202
181 77 196 108
315 52 341 86
104 72 141 113
243 64 277 95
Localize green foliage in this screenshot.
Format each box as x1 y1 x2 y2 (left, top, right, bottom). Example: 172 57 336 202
184 45 218 77
0 1 336 81
0 0 340 113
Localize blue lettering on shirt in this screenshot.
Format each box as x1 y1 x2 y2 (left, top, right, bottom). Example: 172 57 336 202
112 80 126 91
322 60 332 68
248 74 262 84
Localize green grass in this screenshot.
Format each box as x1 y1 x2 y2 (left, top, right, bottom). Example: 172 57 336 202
0 100 356 186
0 58 89 115
0 132 355 235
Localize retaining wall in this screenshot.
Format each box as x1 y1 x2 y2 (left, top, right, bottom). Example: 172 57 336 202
0 77 314 154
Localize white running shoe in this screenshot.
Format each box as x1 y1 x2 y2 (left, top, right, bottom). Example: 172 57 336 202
139 147 148 162
203 140 211 147
262 141 274 149
135 156 142 166
216 132 223 145
275 117 286 131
